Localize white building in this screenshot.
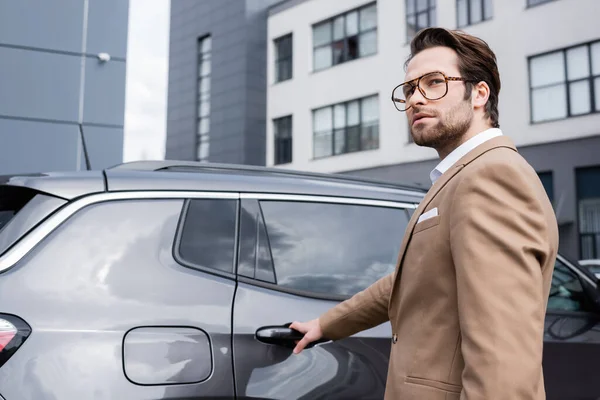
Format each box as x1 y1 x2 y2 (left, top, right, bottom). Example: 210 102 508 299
266 0 600 261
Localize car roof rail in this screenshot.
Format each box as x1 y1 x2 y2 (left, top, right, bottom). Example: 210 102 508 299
107 160 428 193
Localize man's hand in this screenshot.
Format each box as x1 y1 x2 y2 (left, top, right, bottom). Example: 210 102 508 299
289 318 323 354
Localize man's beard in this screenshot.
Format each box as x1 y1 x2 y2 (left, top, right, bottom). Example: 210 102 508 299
410 100 473 151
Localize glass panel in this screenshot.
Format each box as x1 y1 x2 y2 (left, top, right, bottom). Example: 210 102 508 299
313 107 333 131
333 16 345 41
346 11 359 36
359 31 377 57
276 35 292 59
417 0 428 12
199 102 210 118
334 104 346 128
592 42 600 75
179 199 237 273
260 201 408 297
407 14 417 40
277 59 292 82
347 101 360 126
334 128 345 154
429 6 436 26
313 131 332 158
347 126 360 152
313 45 332 70
200 36 211 53
547 259 585 311
596 77 600 111
256 214 276 283
361 95 379 123
199 78 210 94
361 122 379 150
197 141 209 160
531 84 567 122
417 11 429 29
530 51 565 88
199 117 210 134
483 0 493 19
346 36 359 61
567 46 590 81
470 0 483 24
406 0 415 14
332 40 345 65
360 4 377 31
313 22 331 47
569 80 591 115
457 0 468 27
199 59 211 77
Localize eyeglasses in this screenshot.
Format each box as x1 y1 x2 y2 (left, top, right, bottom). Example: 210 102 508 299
391 71 476 112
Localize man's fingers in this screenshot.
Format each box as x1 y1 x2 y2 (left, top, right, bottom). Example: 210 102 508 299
293 336 310 354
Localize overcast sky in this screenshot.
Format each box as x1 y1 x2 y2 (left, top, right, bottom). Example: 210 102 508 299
123 0 170 162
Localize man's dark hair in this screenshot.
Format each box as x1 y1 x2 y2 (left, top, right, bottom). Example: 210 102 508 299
406 28 501 128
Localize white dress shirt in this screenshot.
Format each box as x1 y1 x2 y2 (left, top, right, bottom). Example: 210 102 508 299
429 128 503 185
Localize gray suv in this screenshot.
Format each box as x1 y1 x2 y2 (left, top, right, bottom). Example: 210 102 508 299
0 161 598 400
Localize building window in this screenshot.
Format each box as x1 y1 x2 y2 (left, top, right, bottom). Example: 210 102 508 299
197 36 212 162
312 2 377 71
576 167 600 259
457 0 492 28
527 0 558 7
406 0 436 42
273 116 292 165
538 171 554 204
529 39 600 123
313 95 379 158
274 34 292 83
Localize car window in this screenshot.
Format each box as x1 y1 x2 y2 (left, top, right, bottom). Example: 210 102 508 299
177 199 237 274
237 199 276 283
548 258 589 312
258 200 409 298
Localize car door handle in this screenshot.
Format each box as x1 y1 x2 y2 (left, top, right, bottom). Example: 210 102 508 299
255 323 327 349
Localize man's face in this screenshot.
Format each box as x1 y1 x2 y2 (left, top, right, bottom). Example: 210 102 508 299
404 46 474 151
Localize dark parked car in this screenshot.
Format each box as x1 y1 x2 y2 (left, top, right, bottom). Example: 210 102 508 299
0 161 598 400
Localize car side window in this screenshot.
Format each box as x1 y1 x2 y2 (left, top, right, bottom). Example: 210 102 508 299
547 258 588 312
258 200 409 298
177 199 237 274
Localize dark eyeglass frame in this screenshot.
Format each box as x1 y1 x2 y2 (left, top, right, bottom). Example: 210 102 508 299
391 71 477 112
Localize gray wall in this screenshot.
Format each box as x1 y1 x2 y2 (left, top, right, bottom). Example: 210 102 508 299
0 0 128 174
343 136 600 260
166 0 279 165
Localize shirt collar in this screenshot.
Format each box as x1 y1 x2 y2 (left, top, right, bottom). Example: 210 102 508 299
429 128 503 185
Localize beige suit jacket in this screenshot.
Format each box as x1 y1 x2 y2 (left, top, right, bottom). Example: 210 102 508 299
319 136 559 400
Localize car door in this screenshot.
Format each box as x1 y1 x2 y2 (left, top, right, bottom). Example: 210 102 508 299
232 194 413 399
543 255 600 400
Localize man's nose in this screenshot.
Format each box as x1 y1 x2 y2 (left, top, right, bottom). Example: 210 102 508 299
407 86 428 109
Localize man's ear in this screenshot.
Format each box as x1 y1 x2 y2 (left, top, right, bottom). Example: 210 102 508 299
472 81 490 110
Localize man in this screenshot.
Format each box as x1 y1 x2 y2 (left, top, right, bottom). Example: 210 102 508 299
290 27 559 400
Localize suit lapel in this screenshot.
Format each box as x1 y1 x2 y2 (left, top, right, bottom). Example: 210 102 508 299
392 135 518 275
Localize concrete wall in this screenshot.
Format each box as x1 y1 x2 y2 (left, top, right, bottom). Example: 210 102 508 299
166 0 279 165
0 0 128 174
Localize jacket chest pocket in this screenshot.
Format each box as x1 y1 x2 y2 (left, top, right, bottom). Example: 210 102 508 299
412 215 440 234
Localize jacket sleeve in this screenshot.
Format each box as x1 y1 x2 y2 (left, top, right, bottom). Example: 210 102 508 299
450 161 555 400
319 272 393 340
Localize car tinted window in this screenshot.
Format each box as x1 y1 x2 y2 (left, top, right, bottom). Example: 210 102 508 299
237 199 275 283
259 200 409 297
548 258 588 312
178 199 237 274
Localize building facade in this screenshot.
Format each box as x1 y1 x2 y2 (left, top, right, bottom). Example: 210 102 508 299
165 0 281 166
0 0 129 174
267 0 600 261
